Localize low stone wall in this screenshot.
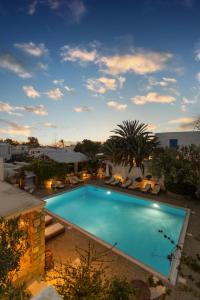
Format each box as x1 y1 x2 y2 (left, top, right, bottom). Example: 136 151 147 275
15 208 45 285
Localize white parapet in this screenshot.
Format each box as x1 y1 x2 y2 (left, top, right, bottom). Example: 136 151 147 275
0 158 4 182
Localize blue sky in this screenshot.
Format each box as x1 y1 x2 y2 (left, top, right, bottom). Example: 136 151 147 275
0 0 200 144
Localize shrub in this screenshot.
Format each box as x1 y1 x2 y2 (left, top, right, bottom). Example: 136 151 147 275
166 182 196 196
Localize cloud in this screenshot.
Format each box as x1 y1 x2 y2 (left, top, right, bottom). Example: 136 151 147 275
74 106 92 112
0 119 31 136
169 117 196 124
37 62 48 70
64 85 75 94
48 0 60 10
0 53 32 78
146 76 177 90
181 97 197 112
46 88 63 100
53 79 64 85
23 86 40 98
132 92 176 105
15 42 48 57
107 101 127 110
0 101 22 116
86 77 117 94
60 45 97 63
44 122 57 128
147 124 157 131
16 105 48 116
27 0 87 23
28 0 37 15
118 76 126 88
169 117 197 129
196 72 200 82
195 49 200 61
66 0 87 23
99 51 173 75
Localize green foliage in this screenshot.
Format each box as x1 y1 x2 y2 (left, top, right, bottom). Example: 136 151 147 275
149 145 200 197
74 139 102 160
24 159 70 185
104 120 158 172
106 277 136 300
26 137 40 148
0 217 29 299
47 243 137 300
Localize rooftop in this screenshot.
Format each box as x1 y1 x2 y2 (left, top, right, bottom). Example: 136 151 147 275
0 181 44 218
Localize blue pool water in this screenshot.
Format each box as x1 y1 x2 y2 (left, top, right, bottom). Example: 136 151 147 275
46 185 187 277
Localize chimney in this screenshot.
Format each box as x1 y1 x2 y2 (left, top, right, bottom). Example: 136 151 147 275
0 158 4 181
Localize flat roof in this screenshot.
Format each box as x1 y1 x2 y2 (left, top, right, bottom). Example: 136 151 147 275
0 181 44 218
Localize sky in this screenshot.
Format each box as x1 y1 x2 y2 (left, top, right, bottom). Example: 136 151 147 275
0 0 200 144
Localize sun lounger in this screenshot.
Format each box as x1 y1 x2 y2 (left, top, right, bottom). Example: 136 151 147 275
104 177 115 184
45 215 53 226
45 223 65 241
121 178 132 188
141 183 151 193
68 177 79 185
110 179 120 186
128 181 140 190
72 176 84 183
150 184 161 195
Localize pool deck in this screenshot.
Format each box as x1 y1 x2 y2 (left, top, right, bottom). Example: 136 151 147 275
44 179 200 300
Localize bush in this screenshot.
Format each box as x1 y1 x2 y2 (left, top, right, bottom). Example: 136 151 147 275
166 182 196 196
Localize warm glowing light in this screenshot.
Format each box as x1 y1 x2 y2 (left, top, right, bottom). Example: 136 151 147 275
45 179 53 189
152 203 160 208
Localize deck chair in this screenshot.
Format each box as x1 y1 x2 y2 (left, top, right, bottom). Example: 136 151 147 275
104 177 115 184
141 183 151 193
150 184 161 195
121 178 132 188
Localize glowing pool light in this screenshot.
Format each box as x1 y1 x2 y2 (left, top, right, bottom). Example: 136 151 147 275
106 191 111 195
152 203 160 208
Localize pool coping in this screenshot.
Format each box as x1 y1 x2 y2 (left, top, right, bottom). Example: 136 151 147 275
44 184 190 286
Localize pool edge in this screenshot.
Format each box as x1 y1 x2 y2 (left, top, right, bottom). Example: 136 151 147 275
44 184 190 286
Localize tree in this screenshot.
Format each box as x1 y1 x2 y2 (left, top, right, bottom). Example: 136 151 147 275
27 137 40 148
194 117 200 131
4 138 19 146
149 145 200 197
47 242 136 300
74 139 102 160
0 217 30 299
58 139 65 149
106 120 158 172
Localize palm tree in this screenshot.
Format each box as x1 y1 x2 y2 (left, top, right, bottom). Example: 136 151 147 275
107 120 158 172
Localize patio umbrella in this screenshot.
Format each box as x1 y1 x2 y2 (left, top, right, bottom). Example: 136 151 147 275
105 164 110 177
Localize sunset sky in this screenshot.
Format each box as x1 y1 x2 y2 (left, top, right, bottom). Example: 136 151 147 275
0 0 200 144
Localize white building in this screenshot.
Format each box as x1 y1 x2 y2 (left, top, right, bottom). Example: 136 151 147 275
29 147 88 172
156 131 200 148
12 144 29 156
0 142 12 161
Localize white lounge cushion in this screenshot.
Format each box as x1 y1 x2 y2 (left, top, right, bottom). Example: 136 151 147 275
45 223 65 240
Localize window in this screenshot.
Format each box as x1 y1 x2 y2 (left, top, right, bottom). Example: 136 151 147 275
169 139 178 148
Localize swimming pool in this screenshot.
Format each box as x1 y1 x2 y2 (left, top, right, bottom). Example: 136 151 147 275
45 185 189 283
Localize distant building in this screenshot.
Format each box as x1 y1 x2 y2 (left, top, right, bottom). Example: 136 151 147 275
0 142 12 161
12 144 29 156
156 131 200 148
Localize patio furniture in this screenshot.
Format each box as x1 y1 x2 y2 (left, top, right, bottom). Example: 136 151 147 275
45 223 65 241
128 181 140 190
110 179 120 186
104 177 115 184
45 214 53 226
68 177 79 185
121 178 132 188
141 183 151 193
72 176 84 183
150 184 161 195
